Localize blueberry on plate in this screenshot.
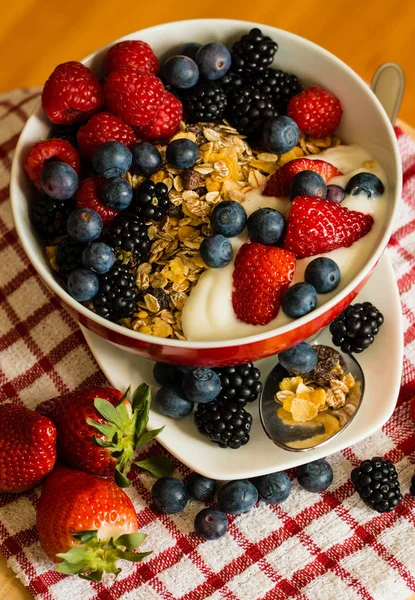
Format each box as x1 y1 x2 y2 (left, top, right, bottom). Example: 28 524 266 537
182 368 222 403
263 116 299 154
297 459 333 492
163 55 199 89
152 477 189 514
131 142 163 177
200 234 233 268
153 362 189 387
282 282 317 318
253 471 291 505
67 268 99 301
289 170 327 200
187 473 217 501
166 138 199 169
247 207 285 245
67 207 103 243
210 201 247 237
278 342 318 374
101 177 133 210
194 508 228 540
40 161 79 200
218 480 258 514
82 242 115 274
196 42 231 80
92 141 133 178
155 386 194 419
345 172 385 198
181 42 202 61
326 184 346 203
304 257 340 294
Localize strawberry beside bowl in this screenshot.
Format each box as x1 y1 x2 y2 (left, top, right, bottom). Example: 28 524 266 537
10 19 402 366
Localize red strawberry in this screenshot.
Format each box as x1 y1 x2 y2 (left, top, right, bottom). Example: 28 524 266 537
76 176 119 223
42 61 104 125
283 196 374 258
263 158 342 197
24 138 80 190
137 91 183 140
105 66 165 128
0 404 56 493
37 468 150 579
106 40 159 75
77 112 136 161
232 242 296 326
288 86 343 138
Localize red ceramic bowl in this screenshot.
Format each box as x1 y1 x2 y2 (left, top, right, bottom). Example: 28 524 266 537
10 19 402 367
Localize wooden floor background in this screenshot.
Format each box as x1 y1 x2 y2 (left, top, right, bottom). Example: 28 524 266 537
1 1 414 598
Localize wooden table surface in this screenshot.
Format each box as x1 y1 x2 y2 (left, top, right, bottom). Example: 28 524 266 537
1 1 414 599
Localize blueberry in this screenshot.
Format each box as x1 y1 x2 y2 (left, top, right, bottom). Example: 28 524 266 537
304 257 340 294
92 141 132 178
297 459 333 492
166 138 199 169
155 386 194 419
200 234 233 268
187 473 217 501
210 201 247 237
196 43 231 80
289 171 327 200
163 55 199 89
131 142 163 177
40 161 79 200
182 368 222 403
194 508 228 540
181 42 202 61
326 184 346 203
101 177 133 210
345 172 385 198
278 342 318 374
152 477 189 514
67 208 103 242
247 208 285 245
253 471 291 505
282 282 317 318
263 116 300 154
153 362 189 387
67 268 99 301
82 242 115 274
217 480 258 515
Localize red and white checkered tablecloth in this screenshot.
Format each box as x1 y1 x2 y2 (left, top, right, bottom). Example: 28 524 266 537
1 88 415 600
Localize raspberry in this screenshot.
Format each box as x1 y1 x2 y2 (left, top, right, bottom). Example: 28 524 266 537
77 112 136 161
106 40 159 75
288 86 343 138
137 92 182 140
76 177 119 223
105 66 166 127
24 138 80 190
42 61 104 125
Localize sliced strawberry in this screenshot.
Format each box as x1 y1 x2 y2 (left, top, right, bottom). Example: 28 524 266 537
263 158 343 197
283 196 374 258
76 176 118 223
232 242 296 325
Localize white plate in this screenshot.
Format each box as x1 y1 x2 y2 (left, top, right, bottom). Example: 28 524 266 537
81 254 403 480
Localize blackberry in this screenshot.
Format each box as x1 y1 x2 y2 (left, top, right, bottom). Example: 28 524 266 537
351 457 403 513
329 301 384 354
183 81 227 123
56 237 85 278
247 68 303 114
132 180 171 222
214 363 262 407
227 86 277 139
194 400 252 449
50 123 80 148
106 215 150 264
32 195 74 239
231 28 278 75
218 71 245 94
143 287 170 310
93 263 136 321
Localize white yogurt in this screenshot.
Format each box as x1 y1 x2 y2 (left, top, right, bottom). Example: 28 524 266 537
182 145 389 341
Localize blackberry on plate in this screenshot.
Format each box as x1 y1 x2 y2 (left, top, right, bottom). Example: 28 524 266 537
247 68 303 114
32 195 74 239
214 362 262 407
106 215 150 264
329 301 384 354
132 180 171 222
183 81 227 123
231 28 278 74
227 86 277 139
351 457 403 512
56 237 85 278
219 71 245 94
194 400 252 449
93 263 136 321
50 123 80 148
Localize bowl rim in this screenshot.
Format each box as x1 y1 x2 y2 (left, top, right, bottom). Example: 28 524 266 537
10 18 403 350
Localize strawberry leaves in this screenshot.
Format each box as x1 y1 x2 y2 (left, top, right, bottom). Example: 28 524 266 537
135 455 175 478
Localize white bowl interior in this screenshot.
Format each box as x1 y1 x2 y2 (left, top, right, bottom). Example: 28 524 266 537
10 19 402 350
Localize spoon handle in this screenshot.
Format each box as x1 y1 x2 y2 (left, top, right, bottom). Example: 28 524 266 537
370 62 405 125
